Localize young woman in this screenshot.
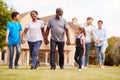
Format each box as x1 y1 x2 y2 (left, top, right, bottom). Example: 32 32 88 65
74 26 86 71
94 20 108 68
22 10 45 69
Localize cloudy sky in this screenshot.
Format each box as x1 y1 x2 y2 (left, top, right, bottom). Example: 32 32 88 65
4 0 120 38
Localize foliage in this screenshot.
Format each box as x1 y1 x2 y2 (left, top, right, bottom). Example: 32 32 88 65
105 36 120 66
0 0 14 50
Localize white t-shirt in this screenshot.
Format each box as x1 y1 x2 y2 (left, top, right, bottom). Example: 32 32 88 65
26 20 44 42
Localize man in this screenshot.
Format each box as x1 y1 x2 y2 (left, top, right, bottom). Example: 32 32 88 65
45 8 70 70
82 17 95 68
5 12 22 69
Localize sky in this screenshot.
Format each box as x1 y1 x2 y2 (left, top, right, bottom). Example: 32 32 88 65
3 0 120 38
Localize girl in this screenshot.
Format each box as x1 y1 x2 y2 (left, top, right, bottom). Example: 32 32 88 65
22 10 45 69
94 20 108 68
74 26 86 71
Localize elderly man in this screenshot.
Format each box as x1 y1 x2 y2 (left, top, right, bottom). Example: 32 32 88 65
45 8 70 70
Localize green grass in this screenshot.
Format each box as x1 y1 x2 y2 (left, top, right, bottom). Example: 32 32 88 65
0 66 120 80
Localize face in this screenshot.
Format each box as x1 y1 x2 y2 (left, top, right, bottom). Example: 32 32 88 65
14 14 20 21
98 22 103 28
30 12 38 20
56 10 63 19
87 19 93 25
76 28 81 34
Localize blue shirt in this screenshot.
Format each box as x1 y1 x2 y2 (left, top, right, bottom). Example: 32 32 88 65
6 21 22 45
94 27 108 47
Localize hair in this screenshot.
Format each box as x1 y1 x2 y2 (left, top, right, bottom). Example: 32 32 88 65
56 8 63 14
30 10 38 15
77 26 86 37
98 20 103 24
11 12 19 19
86 17 93 20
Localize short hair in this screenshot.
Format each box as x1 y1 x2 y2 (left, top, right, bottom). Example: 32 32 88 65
11 12 19 19
98 20 103 24
30 10 38 15
86 17 93 20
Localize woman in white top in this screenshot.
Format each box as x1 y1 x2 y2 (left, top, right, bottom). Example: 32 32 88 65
22 10 45 70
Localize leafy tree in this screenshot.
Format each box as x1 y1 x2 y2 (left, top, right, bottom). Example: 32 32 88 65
105 36 120 66
0 0 14 50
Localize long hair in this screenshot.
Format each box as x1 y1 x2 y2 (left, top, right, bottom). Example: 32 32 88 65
77 26 86 37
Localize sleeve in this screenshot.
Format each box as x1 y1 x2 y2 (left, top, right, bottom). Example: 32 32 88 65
40 20 44 28
19 23 23 31
47 19 51 28
92 28 97 42
64 19 68 29
6 22 10 30
100 28 107 41
25 22 30 29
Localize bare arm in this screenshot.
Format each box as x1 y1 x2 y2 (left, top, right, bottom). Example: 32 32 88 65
41 28 45 40
21 28 28 43
5 30 9 44
65 28 70 45
45 27 50 45
82 39 86 56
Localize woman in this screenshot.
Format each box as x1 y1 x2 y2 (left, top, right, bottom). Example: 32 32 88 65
22 10 45 69
94 20 108 68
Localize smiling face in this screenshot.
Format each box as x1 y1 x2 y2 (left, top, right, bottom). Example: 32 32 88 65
56 8 63 19
98 20 103 29
30 11 38 20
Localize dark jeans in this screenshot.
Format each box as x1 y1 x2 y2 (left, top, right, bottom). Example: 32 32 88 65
50 39 64 68
8 43 21 68
74 47 84 69
28 40 42 68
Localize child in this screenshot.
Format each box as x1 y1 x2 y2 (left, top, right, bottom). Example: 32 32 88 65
74 26 86 71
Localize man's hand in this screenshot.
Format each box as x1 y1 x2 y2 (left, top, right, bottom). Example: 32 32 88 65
21 39 26 44
96 39 100 44
66 39 71 45
44 38 49 45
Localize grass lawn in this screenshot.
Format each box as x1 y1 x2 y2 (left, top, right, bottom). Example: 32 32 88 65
0 65 120 80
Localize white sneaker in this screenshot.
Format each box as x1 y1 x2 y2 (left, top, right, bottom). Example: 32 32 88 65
78 69 82 71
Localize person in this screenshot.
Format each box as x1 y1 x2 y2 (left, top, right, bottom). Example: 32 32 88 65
81 17 95 68
94 20 108 68
22 10 45 70
5 12 22 69
45 8 70 70
74 26 86 71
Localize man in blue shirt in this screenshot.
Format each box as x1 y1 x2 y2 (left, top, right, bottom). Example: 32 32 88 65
5 12 22 69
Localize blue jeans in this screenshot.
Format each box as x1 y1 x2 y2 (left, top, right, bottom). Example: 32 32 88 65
95 46 107 64
28 40 42 68
8 43 21 68
50 39 64 68
83 42 91 67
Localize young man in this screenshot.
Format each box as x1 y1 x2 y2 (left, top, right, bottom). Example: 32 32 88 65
81 17 95 68
5 12 22 69
45 8 70 70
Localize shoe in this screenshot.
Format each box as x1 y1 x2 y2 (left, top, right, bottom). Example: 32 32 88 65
60 66 64 69
50 66 56 70
15 66 18 69
9 67 13 69
30 66 34 70
78 69 82 71
9 66 13 69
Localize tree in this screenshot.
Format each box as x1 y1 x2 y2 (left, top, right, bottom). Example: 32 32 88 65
105 36 120 66
0 0 14 50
